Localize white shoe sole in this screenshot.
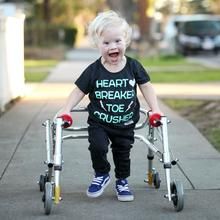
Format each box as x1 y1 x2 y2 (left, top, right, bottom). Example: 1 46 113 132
86 178 110 198
117 194 134 202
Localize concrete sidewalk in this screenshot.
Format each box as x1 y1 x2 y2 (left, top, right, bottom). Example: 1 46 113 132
0 48 220 220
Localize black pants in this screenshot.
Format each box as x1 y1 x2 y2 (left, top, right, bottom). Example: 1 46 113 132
88 120 135 179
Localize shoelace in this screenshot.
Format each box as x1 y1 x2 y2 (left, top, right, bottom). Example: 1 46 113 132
92 176 104 186
117 184 130 192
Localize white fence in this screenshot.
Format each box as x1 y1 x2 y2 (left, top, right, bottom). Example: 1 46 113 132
0 13 25 111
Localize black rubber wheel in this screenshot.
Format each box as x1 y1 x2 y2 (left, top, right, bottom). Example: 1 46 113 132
44 182 53 215
39 175 46 192
171 181 184 212
153 172 161 189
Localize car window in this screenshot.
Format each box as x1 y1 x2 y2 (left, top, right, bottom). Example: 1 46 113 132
182 20 220 36
216 20 220 30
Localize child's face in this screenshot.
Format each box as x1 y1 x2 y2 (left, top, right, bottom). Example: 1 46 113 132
98 26 126 65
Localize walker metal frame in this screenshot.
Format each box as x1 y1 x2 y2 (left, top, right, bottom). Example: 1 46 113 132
38 108 184 215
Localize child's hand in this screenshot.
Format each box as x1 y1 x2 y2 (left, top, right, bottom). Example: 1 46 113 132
58 114 73 128
148 111 163 127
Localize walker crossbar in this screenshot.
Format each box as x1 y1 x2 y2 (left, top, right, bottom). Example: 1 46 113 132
38 107 184 215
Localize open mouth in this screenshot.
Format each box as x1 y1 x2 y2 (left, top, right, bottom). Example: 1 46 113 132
109 52 119 57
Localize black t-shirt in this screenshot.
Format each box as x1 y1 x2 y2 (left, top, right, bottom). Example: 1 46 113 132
75 56 150 128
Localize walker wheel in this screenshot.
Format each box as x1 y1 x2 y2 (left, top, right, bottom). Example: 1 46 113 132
171 181 184 212
153 172 161 189
44 182 53 215
39 175 46 192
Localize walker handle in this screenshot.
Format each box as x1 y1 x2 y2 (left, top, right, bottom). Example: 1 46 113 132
58 114 73 128
149 113 162 127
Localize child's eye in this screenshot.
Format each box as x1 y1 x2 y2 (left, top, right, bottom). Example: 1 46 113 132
116 39 121 43
104 41 109 45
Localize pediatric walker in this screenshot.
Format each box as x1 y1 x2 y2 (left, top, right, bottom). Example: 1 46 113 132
38 108 184 215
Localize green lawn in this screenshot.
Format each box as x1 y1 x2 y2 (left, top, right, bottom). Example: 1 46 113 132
149 70 220 83
163 99 220 152
207 128 220 152
24 59 58 82
162 99 204 110
139 55 220 83
139 55 189 66
25 60 58 68
24 72 49 82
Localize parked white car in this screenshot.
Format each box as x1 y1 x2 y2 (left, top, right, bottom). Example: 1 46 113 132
158 14 220 55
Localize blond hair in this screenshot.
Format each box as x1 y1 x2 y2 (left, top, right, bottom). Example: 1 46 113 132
88 10 132 48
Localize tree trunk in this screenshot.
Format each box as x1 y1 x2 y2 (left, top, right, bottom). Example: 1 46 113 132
106 0 135 23
137 0 150 40
43 0 50 23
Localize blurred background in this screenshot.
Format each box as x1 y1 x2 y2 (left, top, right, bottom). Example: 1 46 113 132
0 0 220 58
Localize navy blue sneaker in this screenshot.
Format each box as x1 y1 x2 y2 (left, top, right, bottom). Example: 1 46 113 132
116 179 134 201
87 173 110 198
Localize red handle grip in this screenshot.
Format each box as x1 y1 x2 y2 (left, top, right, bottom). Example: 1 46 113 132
58 114 73 128
149 113 162 127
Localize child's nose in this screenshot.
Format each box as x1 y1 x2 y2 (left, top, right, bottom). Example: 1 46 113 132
109 42 117 49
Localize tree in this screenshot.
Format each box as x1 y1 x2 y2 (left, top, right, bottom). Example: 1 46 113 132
14 0 104 26
106 0 135 23
186 0 211 13
43 0 50 23
156 0 220 14
107 0 153 40
208 0 220 14
136 0 148 40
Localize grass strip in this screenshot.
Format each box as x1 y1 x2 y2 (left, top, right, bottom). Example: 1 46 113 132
24 59 58 82
163 99 220 152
